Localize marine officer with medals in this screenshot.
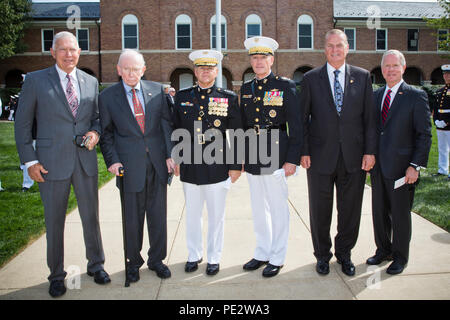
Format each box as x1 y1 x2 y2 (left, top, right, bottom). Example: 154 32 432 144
172 50 242 276
433 64 450 179
240 36 303 277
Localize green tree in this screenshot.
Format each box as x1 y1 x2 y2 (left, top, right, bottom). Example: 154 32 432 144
426 0 450 53
0 0 32 60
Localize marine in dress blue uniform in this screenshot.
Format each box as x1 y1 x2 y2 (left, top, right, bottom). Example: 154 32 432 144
172 50 242 275
240 36 303 277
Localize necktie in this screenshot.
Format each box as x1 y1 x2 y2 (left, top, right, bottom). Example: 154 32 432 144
65 74 78 117
333 70 343 114
382 89 392 125
132 88 145 133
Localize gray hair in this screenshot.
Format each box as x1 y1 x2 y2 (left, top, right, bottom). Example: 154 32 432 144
325 29 348 46
52 31 79 50
118 49 146 67
381 50 406 67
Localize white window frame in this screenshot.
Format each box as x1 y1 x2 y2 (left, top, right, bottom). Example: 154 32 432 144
122 14 139 50
175 14 192 50
344 28 356 51
210 15 227 50
376 28 387 51
437 29 448 52
297 15 314 50
76 28 90 52
41 28 54 52
245 14 262 39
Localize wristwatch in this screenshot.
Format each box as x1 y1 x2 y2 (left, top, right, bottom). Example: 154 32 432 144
410 163 421 172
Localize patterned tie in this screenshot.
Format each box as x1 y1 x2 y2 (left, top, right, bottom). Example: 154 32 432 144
333 70 343 115
65 74 78 117
382 89 392 125
131 88 145 134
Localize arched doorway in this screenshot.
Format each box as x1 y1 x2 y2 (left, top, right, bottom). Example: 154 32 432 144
242 67 255 83
431 67 444 85
170 68 194 91
293 66 313 85
219 68 232 90
5 69 25 88
404 67 423 85
371 67 384 85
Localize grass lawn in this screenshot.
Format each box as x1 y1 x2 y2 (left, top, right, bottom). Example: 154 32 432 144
0 122 113 267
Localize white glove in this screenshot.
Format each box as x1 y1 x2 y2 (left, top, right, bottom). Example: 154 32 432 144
435 120 447 129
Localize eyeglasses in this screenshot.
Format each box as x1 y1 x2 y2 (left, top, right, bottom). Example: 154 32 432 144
121 67 143 74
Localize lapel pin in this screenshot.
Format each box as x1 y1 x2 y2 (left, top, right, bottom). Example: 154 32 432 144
148 93 152 96
350 79 354 84
398 92 403 95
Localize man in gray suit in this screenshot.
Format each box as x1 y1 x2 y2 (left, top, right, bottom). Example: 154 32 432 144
15 31 110 298
99 50 174 282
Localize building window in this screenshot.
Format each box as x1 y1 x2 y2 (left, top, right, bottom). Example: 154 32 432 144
77 28 89 51
42 29 54 52
376 28 387 51
122 14 139 49
407 29 419 51
211 15 227 49
297 15 313 49
245 14 262 38
175 14 192 50
438 29 448 52
344 28 356 51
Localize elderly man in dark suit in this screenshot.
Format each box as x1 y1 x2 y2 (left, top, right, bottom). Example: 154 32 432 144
99 49 174 283
15 31 110 298
300 29 377 277
368 50 431 275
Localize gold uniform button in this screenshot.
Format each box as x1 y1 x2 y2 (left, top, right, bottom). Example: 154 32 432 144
256 108 260 112
196 128 201 132
275 141 279 144
255 118 259 122
200 106 204 109
257 97 261 101
258 86 262 90
201 95 205 99
198 117 202 121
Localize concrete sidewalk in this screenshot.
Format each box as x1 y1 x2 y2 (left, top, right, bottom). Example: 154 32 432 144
0 169 449 300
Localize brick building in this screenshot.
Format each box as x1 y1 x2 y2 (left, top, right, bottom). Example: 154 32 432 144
0 0 448 92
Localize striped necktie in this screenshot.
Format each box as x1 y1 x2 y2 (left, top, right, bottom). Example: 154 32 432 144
132 88 145 134
382 89 392 125
65 74 78 117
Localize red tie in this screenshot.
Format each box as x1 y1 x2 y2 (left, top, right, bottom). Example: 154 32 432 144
132 89 145 133
382 89 392 125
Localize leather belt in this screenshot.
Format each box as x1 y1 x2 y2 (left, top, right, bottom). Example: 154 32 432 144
246 123 287 135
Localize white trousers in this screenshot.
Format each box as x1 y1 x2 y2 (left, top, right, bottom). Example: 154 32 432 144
437 130 450 176
183 179 230 264
247 170 290 266
21 140 36 189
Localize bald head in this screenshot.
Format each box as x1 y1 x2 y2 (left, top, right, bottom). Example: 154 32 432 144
117 49 146 87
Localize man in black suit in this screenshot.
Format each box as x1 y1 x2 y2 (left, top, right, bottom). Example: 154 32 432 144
99 49 175 282
368 50 431 275
300 29 376 277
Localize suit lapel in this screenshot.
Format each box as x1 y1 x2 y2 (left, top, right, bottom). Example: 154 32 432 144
384 82 407 127
75 69 87 119
48 66 73 117
341 64 354 114
115 82 143 134
141 81 157 134
376 86 385 125
319 64 338 114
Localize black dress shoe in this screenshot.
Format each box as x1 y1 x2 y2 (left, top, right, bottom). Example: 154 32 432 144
262 264 283 277
87 269 111 284
243 259 268 271
49 280 66 298
22 187 29 192
337 259 355 276
149 262 171 279
432 172 446 177
126 267 140 283
316 260 330 275
206 263 220 276
185 258 203 273
366 253 393 265
386 261 406 275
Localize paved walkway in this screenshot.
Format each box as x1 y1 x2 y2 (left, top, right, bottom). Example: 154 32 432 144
0 169 449 300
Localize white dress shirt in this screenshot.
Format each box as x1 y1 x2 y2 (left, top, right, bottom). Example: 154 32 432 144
327 63 346 97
